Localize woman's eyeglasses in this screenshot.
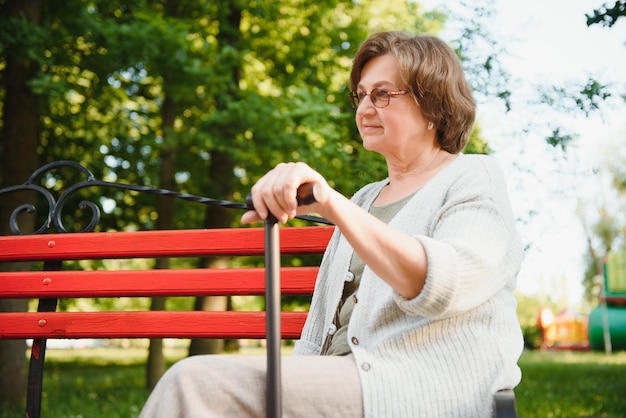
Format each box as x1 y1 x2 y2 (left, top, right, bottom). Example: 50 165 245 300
349 88 408 109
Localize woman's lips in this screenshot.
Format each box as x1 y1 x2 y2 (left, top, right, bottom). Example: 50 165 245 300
361 124 382 134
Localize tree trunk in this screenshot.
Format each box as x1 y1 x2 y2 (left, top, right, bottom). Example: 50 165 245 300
187 149 237 355
0 0 42 409
187 284 228 356
145 93 177 390
145 296 167 389
187 3 243 355
0 299 29 410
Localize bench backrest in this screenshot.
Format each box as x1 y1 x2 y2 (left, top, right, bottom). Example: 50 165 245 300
0 226 334 340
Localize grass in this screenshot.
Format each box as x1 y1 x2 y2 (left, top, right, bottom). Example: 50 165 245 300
0 346 185 418
516 350 626 417
1 347 625 417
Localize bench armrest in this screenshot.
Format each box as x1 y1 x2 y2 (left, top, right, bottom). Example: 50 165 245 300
494 389 517 418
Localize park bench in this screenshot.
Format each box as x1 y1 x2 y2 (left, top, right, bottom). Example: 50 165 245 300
0 161 516 418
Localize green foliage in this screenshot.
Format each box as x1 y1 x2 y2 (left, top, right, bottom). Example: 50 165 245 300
578 144 626 302
443 1 512 112
463 122 491 155
515 292 563 350
545 128 574 152
534 78 614 151
586 1 626 27
577 79 613 115
541 79 612 118
0 14 49 65
521 324 543 350
0 0 493 235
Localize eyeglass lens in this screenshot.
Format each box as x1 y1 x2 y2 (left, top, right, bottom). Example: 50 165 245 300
350 89 389 109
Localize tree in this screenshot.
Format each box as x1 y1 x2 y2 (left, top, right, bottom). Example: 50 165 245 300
587 1 626 27
575 2 626 302
0 0 43 409
188 0 243 357
578 132 626 303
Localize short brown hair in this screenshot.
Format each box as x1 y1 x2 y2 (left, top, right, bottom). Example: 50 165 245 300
350 32 475 154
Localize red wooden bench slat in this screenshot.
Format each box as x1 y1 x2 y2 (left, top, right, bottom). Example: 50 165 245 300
0 226 334 262
0 267 318 298
0 311 308 339
0 226 330 344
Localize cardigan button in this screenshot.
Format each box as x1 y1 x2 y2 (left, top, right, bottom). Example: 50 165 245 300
351 336 359 345
345 271 355 282
361 362 371 371
353 294 358 304
327 324 337 336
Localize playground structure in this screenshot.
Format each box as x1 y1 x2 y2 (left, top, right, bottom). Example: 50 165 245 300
537 306 589 351
588 251 626 352
535 251 626 352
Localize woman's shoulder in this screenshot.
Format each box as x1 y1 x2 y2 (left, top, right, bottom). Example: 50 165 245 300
450 153 507 181
446 154 514 204
455 153 501 169
430 153 510 200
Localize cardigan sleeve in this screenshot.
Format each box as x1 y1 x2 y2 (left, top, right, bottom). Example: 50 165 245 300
394 156 523 318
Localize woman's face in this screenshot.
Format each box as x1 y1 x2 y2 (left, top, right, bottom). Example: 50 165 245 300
355 54 433 160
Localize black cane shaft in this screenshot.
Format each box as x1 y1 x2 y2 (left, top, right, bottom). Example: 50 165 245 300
265 214 282 418
252 183 318 418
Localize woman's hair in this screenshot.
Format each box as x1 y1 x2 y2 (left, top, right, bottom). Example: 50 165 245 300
350 32 475 154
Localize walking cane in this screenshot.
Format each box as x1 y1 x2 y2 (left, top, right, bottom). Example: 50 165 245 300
248 184 317 418
264 212 282 418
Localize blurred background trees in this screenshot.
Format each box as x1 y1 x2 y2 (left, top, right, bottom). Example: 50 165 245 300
578 1 626 302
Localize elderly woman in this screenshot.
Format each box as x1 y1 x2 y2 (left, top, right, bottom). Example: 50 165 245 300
140 31 523 417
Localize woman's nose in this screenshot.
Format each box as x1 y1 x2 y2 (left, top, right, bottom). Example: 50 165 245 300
356 97 376 116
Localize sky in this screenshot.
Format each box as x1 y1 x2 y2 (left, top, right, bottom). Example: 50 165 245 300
424 0 626 306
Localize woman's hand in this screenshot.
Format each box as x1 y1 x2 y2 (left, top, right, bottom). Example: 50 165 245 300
241 162 331 224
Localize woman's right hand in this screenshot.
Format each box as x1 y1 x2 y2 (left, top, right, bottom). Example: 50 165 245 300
241 162 332 224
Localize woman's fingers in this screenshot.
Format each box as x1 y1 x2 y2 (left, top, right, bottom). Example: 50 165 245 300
241 210 262 224
242 162 323 224
255 164 296 222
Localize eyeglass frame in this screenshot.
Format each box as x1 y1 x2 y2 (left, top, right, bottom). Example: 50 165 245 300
348 88 409 109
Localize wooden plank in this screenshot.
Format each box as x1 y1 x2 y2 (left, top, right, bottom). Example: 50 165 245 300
0 226 333 262
279 226 334 252
0 267 319 298
0 311 307 339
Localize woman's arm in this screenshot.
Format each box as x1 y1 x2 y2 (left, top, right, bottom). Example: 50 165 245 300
242 162 428 299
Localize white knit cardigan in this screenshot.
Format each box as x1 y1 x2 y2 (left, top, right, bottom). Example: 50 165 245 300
293 154 524 417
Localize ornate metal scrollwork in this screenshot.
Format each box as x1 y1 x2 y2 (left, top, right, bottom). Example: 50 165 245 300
0 160 330 235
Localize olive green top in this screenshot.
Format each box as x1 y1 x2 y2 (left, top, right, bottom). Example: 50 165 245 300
323 192 416 356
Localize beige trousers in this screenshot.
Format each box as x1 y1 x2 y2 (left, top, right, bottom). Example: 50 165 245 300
139 354 363 418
